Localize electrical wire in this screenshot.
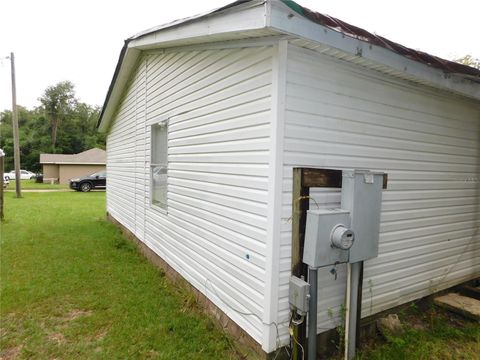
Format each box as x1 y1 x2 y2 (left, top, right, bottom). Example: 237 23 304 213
291 313 304 326
290 325 305 360
204 278 288 358
295 195 320 209
432 226 479 290
285 195 322 224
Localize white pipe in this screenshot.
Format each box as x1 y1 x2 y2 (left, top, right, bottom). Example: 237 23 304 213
347 262 362 359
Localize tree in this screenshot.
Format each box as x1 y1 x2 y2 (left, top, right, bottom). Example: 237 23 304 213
1 81 105 172
39 81 76 152
454 55 480 70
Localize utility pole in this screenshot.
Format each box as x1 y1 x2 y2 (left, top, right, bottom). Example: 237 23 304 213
0 149 4 220
10 52 22 198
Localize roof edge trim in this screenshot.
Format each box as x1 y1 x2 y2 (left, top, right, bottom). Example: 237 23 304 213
270 0 480 100
98 0 479 132
97 0 266 131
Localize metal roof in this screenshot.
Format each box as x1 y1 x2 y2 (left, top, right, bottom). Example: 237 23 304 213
281 0 479 78
98 0 479 130
128 0 478 80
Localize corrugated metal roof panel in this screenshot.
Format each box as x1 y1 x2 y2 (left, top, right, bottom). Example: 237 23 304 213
281 0 480 78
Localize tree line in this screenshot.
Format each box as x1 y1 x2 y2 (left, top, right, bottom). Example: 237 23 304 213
0 81 105 172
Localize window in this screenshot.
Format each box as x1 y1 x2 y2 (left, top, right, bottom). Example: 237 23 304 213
90 171 106 178
151 121 168 210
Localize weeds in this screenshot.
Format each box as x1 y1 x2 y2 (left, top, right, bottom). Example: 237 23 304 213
356 303 480 360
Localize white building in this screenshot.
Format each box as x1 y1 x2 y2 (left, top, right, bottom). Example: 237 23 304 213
98 0 480 356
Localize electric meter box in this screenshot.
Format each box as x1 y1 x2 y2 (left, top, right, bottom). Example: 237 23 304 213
341 170 384 263
303 209 352 268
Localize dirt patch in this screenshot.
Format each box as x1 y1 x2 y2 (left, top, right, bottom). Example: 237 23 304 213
63 309 92 322
146 350 160 358
47 332 66 344
84 328 109 343
411 323 426 331
0 345 22 360
95 329 108 341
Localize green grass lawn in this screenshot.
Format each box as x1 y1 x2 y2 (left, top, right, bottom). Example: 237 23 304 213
4 179 69 190
2 192 478 360
0 192 242 359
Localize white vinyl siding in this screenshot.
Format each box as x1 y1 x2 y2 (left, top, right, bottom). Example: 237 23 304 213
106 39 479 354
107 45 274 346
276 43 480 342
107 59 146 235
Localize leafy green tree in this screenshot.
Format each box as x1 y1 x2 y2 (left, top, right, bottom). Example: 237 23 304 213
0 81 105 172
38 81 76 152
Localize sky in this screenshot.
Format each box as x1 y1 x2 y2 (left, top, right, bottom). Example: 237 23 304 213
0 0 479 112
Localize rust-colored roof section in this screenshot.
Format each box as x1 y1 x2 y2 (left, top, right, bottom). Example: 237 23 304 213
282 0 480 78
40 148 106 164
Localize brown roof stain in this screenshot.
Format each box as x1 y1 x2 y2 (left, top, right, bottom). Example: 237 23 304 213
289 1 480 78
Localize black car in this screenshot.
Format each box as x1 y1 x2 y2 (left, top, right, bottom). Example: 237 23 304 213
69 171 106 192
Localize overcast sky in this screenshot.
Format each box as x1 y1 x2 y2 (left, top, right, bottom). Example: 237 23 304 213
1 0 479 112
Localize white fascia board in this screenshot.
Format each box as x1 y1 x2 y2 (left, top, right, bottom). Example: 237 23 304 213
128 0 267 50
98 48 141 132
267 0 480 100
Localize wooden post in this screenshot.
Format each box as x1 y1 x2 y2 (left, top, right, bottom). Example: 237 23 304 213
10 52 22 198
291 168 309 359
291 168 310 277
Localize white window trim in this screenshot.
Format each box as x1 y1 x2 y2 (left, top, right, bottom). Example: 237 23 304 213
150 117 169 214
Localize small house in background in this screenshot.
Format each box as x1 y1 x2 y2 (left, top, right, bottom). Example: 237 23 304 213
39 148 106 184
97 0 480 357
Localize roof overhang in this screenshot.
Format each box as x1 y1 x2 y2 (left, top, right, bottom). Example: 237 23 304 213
98 0 268 132
268 0 480 100
98 0 480 132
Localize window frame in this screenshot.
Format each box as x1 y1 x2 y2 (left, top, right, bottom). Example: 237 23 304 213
150 118 169 213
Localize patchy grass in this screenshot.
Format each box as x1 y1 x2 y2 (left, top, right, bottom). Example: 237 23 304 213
355 302 480 360
4 179 68 190
0 192 243 359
